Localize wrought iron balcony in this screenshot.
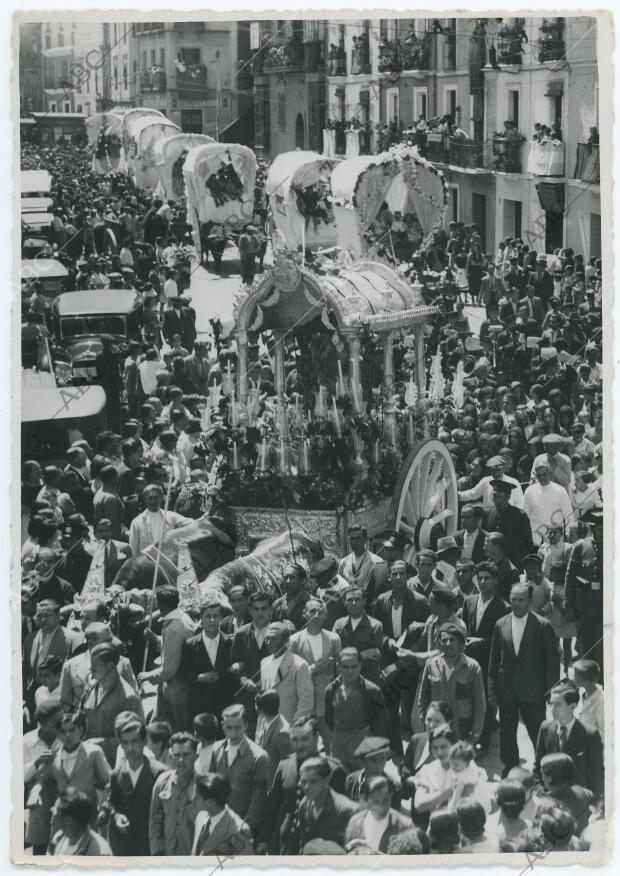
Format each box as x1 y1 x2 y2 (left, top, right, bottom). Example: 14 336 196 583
140 69 167 92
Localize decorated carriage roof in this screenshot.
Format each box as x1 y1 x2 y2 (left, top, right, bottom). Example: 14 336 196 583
130 117 182 158
264 151 340 199
330 145 447 259
152 132 215 167
85 111 125 146
233 252 437 335
183 142 257 229
265 151 341 252
121 107 165 141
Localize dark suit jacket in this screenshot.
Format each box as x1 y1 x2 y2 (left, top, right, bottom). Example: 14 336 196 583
344 808 411 853
258 753 346 851
230 623 269 683
255 713 291 783
208 736 270 831
181 632 233 720
518 295 546 326
461 593 510 675
332 613 384 683
220 612 251 636
298 789 358 851
483 505 534 569
534 718 604 800
109 756 168 855
324 675 389 737
488 611 560 705
529 270 554 305
371 589 430 639
454 528 487 565
23 624 83 711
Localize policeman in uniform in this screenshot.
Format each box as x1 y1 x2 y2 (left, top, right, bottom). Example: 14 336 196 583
564 508 604 680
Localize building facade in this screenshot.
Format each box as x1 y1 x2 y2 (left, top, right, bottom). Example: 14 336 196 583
252 19 327 158
38 22 105 118
132 21 246 140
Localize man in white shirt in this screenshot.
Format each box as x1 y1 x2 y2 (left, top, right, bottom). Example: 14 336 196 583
23 702 63 785
459 456 524 509
523 460 573 546
163 267 178 307
260 622 313 725
128 484 193 554
532 434 572 491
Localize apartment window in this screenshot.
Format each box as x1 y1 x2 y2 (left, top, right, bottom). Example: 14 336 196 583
508 89 519 129
180 47 201 65
133 60 138 82
114 24 117 42
64 102 70 113
45 32 51 49
150 49 156 65
278 93 286 130
413 87 427 121
113 62 118 88
444 86 457 118
58 31 64 48
77 104 82 113
160 48 165 66
142 50 147 70
387 87 399 123
50 103 56 112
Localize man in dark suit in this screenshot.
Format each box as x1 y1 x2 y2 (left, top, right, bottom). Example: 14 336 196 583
519 284 546 326
254 689 292 784
333 586 384 684
488 582 560 776
297 756 358 852
272 563 312 631
230 591 273 736
454 504 487 565
208 704 271 836
483 480 534 568
63 447 94 521
534 682 604 802
59 516 93 595
529 256 554 307
220 585 251 635
482 532 520 602
372 560 430 755
108 715 167 855
89 518 132 587
256 716 346 854
461 560 510 750
499 286 521 325
23 599 83 715
181 599 234 723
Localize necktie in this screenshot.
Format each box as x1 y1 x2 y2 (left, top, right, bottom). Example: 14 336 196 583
197 818 210 852
558 725 568 751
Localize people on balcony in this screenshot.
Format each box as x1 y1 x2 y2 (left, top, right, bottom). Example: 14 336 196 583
587 127 599 146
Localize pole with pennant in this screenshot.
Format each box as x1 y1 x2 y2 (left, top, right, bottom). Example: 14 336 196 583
141 467 175 674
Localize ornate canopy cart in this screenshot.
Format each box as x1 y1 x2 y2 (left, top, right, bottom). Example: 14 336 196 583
140 132 215 199
264 151 341 251
85 111 127 175
201 145 457 563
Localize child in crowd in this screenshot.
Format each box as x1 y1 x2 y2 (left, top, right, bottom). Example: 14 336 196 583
447 741 494 812
507 767 538 822
146 721 174 769
487 779 531 845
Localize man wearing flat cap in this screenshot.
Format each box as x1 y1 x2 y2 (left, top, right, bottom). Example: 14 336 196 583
345 737 402 811
483 480 534 567
564 508 604 678
417 622 486 743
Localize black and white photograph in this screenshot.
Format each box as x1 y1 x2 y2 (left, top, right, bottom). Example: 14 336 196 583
10 7 613 865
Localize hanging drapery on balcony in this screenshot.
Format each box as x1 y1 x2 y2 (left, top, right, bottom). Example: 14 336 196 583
535 181 565 214
544 80 564 97
468 23 487 95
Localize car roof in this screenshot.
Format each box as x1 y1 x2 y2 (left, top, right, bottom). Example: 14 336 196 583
53 289 143 316
22 259 69 278
22 212 53 226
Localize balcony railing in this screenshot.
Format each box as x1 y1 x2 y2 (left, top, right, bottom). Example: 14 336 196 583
140 69 166 92
538 18 565 63
327 46 346 76
496 20 526 65
486 135 523 172
177 67 207 99
377 33 431 73
449 138 485 169
574 142 600 183
350 38 371 75
264 39 304 72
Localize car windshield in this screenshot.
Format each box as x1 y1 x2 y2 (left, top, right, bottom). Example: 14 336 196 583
60 315 126 337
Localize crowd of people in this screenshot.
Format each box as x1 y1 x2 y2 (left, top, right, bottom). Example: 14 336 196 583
20 137 605 858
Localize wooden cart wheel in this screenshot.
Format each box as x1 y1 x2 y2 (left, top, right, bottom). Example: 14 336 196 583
391 439 458 562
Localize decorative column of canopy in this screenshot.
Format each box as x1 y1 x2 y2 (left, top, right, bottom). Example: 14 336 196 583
414 324 426 398
273 330 287 400
236 330 249 402
343 330 364 414
382 330 397 394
